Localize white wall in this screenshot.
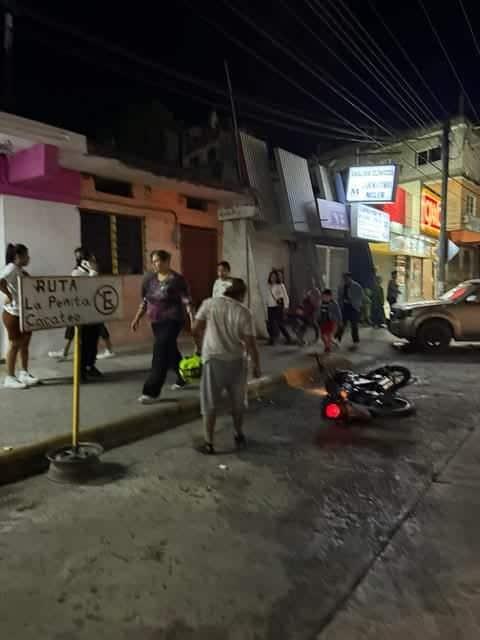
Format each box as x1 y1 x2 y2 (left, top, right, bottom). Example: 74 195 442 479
222 220 290 337
1 196 81 359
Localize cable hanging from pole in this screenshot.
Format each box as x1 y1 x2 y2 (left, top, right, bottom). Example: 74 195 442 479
367 0 448 117
323 0 438 125
417 0 479 121
309 0 432 128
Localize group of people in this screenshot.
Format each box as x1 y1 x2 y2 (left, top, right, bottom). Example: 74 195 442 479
0 244 116 390
266 269 402 350
130 252 259 454
266 270 364 351
1 242 402 455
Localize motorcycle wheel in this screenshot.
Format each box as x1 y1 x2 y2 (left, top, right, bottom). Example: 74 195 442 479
368 395 415 417
366 365 411 391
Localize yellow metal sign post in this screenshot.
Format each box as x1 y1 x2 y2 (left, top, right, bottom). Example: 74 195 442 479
72 327 81 451
19 274 124 481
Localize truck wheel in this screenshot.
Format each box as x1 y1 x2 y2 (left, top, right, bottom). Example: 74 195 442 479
416 320 452 352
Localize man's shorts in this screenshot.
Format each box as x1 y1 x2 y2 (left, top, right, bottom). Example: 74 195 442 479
200 358 248 416
2 311 31 342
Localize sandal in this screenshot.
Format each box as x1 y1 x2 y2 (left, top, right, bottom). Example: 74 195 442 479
195 441 215 455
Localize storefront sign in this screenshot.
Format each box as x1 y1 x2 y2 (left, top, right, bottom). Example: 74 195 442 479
346 164 398 203
316 199 350 231
19 276 124 332
218 205 258 221
350 204 390 242
390 234 432 258
421 189 441 237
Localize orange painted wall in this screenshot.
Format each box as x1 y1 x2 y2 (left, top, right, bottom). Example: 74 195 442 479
79 176 223 348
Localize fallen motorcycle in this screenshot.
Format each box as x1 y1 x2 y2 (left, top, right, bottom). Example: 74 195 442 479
321 364 415 422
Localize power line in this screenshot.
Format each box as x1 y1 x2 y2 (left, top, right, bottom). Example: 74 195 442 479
181 0 383 145
277 0 414 129
218 0 397 137
417 0 479 121
457 0 480 61
16 4 372 140
367 0 448 118
23 30 371 145
311 0 431 128
306 0 424 129
325 0 437 125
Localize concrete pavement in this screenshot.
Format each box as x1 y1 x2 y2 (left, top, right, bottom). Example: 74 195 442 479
1 342 480 638
1 329 392 450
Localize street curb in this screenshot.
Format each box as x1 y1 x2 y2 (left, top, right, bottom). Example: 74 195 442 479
0 352 380 487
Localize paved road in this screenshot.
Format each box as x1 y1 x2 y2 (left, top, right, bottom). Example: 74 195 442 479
2 342 480 639
1 329 390 448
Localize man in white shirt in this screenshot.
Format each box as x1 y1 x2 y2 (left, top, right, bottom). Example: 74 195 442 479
212 261 233 298
192 278 261 454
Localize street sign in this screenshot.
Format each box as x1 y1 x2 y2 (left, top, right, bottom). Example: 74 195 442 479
19 275 124 332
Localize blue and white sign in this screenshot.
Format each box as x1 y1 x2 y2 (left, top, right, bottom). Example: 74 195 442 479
317 199 350 231
350 204 390 242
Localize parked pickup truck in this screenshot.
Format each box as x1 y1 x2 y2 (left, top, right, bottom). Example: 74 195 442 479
389 280 480 351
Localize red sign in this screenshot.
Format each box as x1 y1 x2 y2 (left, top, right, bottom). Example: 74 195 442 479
421 189 441 237
382 187 406 224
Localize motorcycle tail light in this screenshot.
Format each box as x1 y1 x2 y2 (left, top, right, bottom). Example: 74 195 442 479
325 402 342 419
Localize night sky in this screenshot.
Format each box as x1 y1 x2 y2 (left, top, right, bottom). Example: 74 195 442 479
9 0 480 155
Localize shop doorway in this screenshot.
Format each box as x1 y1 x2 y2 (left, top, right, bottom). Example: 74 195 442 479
180 226 218 308
316 245 349 292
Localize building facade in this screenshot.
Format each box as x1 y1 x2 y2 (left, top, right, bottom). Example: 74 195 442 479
317 116 480 299
0 113 247 358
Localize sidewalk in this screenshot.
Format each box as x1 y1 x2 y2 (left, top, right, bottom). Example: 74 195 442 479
0 329 393 450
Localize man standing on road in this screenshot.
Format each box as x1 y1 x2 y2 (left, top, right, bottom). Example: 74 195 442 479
337 272 363 349
192 278 261 455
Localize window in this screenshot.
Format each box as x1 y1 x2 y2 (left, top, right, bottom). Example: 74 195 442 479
80 211 112 275
466 194 477 217
116 215 143 275
416 147 441 166
93 176 133 198
186 196 209 211
80 210 144 275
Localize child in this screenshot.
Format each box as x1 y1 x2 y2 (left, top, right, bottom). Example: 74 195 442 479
318 289 342 353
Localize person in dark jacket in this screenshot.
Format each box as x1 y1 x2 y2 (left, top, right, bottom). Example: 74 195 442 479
387 270 401 307
371 275 386 328
337 272 363 348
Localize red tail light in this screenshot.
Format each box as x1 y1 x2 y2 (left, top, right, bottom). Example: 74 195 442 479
325 402 342 419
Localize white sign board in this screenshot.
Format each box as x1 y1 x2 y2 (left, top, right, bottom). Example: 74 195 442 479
351 204 390 242
19 276 124 332
346 164 398 203
317 199 350 231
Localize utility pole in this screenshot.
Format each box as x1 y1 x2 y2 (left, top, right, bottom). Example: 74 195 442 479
438 119 450 296
224 59 243 184
2 0 14 111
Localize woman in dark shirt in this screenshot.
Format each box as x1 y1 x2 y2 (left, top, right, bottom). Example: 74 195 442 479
131 250 194 404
